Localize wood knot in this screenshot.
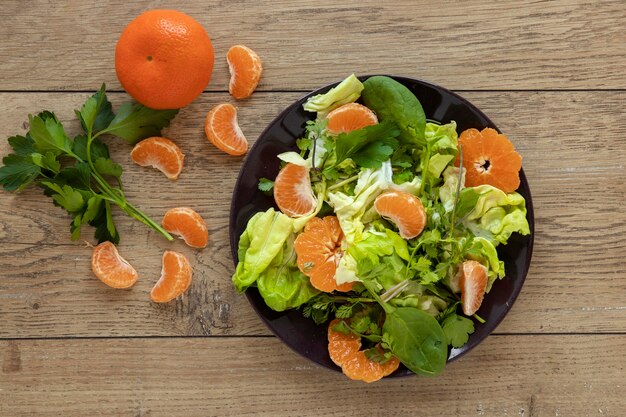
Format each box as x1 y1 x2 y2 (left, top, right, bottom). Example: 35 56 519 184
2 340 22 373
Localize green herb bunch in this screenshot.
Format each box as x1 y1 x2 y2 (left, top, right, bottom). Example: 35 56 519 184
0 85 179 243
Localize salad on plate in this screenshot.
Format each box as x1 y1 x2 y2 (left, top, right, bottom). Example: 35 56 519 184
232 74 530 382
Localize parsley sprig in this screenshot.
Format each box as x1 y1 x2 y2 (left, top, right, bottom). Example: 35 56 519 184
0 85 179 244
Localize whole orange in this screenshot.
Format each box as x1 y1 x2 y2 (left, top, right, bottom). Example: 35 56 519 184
115 9 214 110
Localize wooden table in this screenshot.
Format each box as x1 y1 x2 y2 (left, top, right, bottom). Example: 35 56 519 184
1 1 624 415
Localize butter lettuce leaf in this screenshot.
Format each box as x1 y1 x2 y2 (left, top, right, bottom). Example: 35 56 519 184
303 74 364 116
463 185 530 245
232 209 295 292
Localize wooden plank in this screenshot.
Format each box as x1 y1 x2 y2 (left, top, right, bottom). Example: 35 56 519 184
1 1 625 91
0 335 624 416
0 91 624 337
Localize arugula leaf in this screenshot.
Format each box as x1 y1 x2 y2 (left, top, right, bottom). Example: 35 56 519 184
0 154 40 191
105 103 178 144
441 313 475 348
332 121 400 169
28 114 74 157
76 84 115 135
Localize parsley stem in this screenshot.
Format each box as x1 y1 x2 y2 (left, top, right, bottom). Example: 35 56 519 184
328 174 359 191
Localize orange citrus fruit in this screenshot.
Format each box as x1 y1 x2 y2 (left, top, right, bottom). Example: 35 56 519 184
328 320 400 383
374 190 427 239
162 207 209 249
294 216 353 292
328 319 362 366
130 137 185 180
460 260 488 316
273 163 317 218
204 103 249 156
115 9 214 109
91 241 139 289
150 251 193 303
227 45 263 99
341 349 400 383
325 102 378 134
456 127 522 193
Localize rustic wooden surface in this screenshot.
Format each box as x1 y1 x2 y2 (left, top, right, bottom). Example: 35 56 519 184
1 0 625 416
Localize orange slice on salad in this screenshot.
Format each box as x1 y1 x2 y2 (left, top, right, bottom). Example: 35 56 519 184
150 251 193 303
328 319 362 366
456 127 522 193
130 137 185 180
91 241 139 289
227 45 262 99
205 103 249 156
460 260 488 316
273 163 317 218
294 216 353 292
374 190 427 239
162 207 209 249
325 102 378 134
340 348 401 383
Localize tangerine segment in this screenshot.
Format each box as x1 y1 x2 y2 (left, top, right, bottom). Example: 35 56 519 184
205 103 249 156
456 127 522 193
327 319 361 367
115 9 214 109
130 137 185 180
91 241 139 289
294 216 353 292
325 102 378 134
273 163 317 218
150 251 193 303
227 45 262 99
341 350 401 383
162 207 209 249
374 190 427 239
460 260 488 316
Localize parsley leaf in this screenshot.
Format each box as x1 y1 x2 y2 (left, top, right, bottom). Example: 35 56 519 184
441 313 475 348
104 103 178 144
30 152 61 174
0 154 40 191
76 84 115 135
7 135 36 156
257 177 274 193
40 181 86 213
94 157 122 181
332 120 400 169
28 114 74 157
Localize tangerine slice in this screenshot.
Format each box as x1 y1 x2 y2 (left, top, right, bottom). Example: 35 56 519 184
150 251 193 303
204 103 249 156
130 137 184 180
273 163 317 218
341 349 400 383
326 102 378 134
327 319 362 367
294 216 353 292
456 127 522 193
91 241 139 289
162 207 209 249
374 190 427 239
460 260 488 316
227 45 262 99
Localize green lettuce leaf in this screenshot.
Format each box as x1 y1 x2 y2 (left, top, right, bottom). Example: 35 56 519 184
257 235 319 311
463 185 530 245
303 74 364 115
232 209 295 292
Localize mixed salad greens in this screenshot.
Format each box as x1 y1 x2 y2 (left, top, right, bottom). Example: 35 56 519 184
233 74 530 379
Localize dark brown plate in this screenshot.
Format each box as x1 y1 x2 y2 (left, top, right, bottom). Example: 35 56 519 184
229 75 534 376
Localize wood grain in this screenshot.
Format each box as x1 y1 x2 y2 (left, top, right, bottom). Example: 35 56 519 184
0 91 624 337
1 336 624 417
1 1 625 91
